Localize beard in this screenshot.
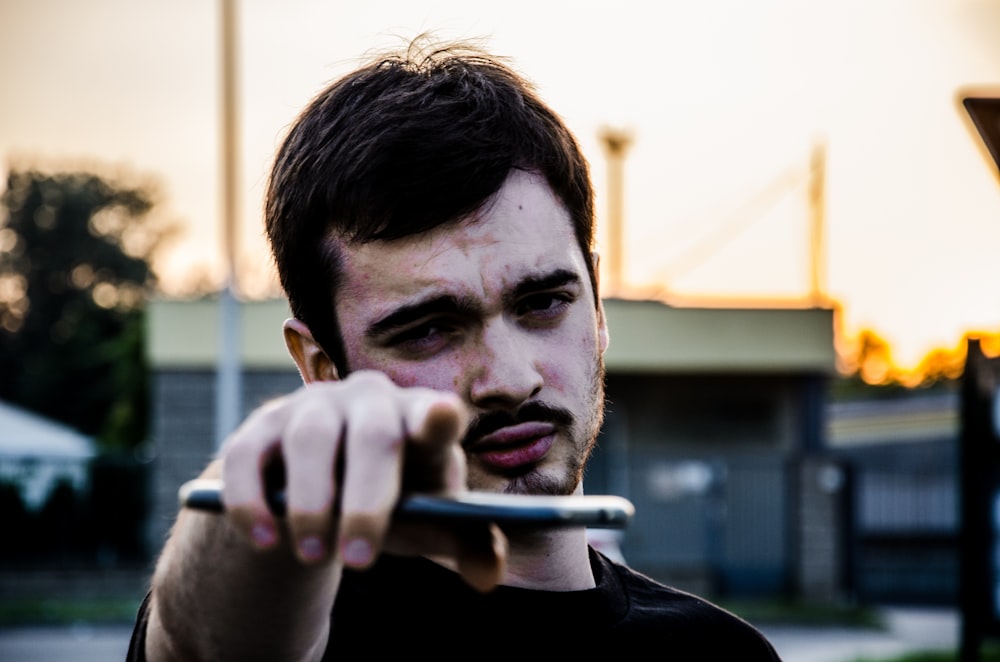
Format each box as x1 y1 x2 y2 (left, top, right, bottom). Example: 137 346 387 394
464 353 607 497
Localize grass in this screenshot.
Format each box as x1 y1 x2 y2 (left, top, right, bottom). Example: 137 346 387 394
720 597 885 629
850 645 1000 662
0 597 142 627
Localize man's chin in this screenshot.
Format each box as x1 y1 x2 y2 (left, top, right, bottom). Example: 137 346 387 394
469 467 578 496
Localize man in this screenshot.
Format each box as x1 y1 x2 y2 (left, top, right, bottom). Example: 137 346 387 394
129 38 782 660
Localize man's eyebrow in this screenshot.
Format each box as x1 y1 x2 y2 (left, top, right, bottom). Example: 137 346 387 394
365 294 479 338
508 269 582 303
365 269 583 338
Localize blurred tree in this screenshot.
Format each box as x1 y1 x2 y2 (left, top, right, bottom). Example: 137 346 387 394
831 328 908 400
912 331 1000 388
832 328 1000 399
915 345 966 387
846 329 898 385
0 168 173 450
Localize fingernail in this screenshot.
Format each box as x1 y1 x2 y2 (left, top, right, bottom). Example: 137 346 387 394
299 536 325 561
252 523 276 548
342 537 373 566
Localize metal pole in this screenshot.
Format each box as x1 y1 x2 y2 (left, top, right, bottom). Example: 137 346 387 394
808 141 826 307
599 127 633 298
215 0 242 448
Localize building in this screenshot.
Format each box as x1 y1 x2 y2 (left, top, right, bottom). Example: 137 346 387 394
146 296 838 599
595 299 837 597
826 390 960 604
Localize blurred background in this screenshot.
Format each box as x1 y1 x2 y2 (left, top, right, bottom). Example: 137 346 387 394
1 1 999 660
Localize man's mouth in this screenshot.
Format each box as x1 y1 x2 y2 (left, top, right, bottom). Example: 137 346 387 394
466 421 557 471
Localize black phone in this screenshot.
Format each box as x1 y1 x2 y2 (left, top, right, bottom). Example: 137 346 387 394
178 478 634 529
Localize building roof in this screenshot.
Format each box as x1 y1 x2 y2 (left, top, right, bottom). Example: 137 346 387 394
148 296 837 375
602 298 835 374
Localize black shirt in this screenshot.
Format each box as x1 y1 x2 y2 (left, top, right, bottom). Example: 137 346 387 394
128 548 782 660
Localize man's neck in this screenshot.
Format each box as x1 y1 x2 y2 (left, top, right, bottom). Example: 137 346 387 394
502 526 595 590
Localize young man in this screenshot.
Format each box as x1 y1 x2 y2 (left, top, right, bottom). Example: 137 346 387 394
129 39 782 660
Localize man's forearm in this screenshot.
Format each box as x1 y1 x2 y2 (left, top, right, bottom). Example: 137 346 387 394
145 466 340 661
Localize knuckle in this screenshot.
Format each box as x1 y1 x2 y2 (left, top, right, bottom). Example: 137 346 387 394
348 414 405 451
346 370 394 391
284 404 341 451
283 418 336 453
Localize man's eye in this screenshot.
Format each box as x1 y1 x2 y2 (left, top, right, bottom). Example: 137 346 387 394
518 293 572 317
389 323 451 352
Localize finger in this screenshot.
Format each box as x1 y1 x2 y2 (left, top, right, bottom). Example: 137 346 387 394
282 390 345 564
384 520 508 593
454 523 508 592
405 390 467 446
401 391 469 494
336 376 411 569
220 399 289 551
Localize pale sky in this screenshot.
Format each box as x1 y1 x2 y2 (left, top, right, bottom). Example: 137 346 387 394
1 0 999 371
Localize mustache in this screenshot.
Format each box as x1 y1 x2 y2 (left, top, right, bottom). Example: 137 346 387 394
461 401 574 448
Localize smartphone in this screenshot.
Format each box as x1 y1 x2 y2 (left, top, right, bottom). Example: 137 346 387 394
178 478 634 529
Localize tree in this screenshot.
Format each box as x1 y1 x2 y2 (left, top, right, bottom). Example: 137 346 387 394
0 168 173 450
833 328 997 400
843 329 898 385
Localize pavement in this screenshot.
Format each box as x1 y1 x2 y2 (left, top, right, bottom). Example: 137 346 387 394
0 606 960 662
0 623 134 661
762 606 960 662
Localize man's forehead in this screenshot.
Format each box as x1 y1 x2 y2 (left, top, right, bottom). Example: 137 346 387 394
338 242 583 305
331 169 587 315
331 170 575 255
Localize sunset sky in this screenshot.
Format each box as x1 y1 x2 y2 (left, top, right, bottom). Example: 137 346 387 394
1 0 999 371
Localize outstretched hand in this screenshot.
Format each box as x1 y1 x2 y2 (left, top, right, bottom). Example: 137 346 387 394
217 370 507 591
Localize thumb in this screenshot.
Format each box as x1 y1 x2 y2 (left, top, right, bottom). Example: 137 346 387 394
455 523 508 593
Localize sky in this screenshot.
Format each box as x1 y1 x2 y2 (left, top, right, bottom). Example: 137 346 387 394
1 0 999 372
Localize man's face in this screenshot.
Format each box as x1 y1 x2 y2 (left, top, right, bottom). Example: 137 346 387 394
332 170 609 496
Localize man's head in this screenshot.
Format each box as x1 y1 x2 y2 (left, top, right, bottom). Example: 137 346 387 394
265 38 597 376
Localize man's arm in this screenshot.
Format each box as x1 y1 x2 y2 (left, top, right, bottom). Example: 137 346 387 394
145 460 340 661
141 373 505 661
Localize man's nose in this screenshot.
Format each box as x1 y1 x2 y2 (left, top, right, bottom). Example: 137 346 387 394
467 319 543 408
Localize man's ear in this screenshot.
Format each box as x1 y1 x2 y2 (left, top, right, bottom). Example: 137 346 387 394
591 251 610 353
282 318 339 383
591 250 601 283
596 298 610 354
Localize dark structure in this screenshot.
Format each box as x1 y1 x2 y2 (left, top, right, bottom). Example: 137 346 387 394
959 338 1000 660
826 393 960 606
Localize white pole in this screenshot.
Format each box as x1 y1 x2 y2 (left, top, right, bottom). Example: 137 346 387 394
599 127 633 298
808 141 827 307
215 0 242 448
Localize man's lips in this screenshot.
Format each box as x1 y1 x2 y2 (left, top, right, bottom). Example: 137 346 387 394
467 422 557 470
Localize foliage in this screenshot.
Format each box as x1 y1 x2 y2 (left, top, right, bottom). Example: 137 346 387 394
0 596 143 626
842 329 899 385
835 327 1000 398
0 168 172 450
720 598 883 629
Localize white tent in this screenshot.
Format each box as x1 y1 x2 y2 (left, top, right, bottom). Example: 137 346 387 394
0 400 96 510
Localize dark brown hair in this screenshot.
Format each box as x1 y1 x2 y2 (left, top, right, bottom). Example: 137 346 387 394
265 38 597 375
